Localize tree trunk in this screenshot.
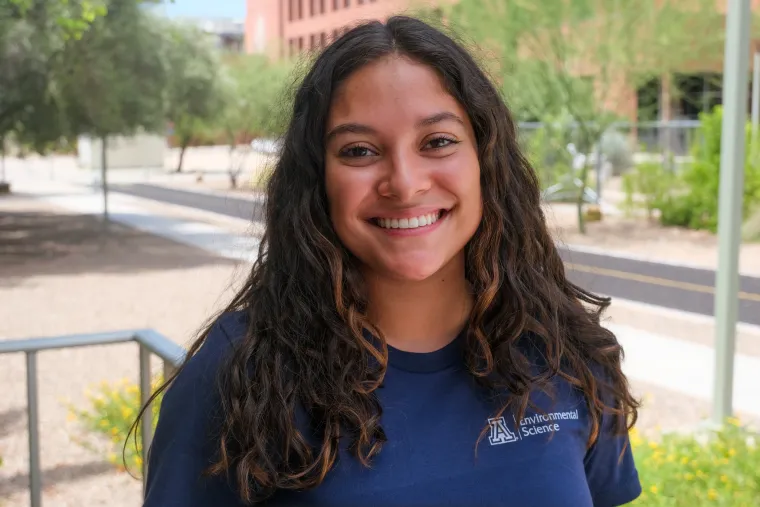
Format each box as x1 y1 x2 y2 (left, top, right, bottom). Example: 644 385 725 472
576 160 590 235
228 143 237 189
101 136 109 223
176 140 188 172
0 135 5 182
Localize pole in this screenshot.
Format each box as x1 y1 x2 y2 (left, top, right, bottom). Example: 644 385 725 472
101 136 109 222
712 0 751 427
752 51 760 137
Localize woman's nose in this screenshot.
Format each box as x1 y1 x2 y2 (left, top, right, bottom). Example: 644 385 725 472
377 150 431 201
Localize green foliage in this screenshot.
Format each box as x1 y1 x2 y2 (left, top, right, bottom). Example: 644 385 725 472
214 55 297 143
630 419 760 506
658 107 760 232
56 0 167 139
522 115 575 189
600 129 634 175
742 206 760 242
66 377 164 474
621 162 675 219
162 22 224 144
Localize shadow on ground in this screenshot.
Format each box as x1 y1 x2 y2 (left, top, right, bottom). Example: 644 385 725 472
0 460 119 498
0 408 26 438
0 210 239 287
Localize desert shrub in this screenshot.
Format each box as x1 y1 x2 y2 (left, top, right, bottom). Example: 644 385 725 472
658 107 760 232
631 418 759 506
66 376 164 475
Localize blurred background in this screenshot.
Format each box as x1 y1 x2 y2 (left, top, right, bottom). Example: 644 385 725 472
1 0 760 505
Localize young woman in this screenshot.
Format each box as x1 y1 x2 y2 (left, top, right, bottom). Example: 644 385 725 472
140 15 641 507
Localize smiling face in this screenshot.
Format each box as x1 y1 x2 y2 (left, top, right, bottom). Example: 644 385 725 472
324 56 482 282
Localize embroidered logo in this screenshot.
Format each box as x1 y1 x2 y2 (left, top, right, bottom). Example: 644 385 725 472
487 417 519 445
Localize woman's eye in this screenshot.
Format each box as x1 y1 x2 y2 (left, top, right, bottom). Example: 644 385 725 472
425 137 458 150
340 145 377 158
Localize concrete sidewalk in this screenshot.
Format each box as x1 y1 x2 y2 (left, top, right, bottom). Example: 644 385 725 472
6 175 760 423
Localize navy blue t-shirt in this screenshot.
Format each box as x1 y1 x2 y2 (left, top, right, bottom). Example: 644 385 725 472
144 312 641 507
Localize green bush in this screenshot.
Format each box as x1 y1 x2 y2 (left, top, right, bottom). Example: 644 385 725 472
658 107 760 232
622 162 675 219
66 377 164 474
630 419 759 506
600 129 634 175
523 117 575 190
742 206 760 242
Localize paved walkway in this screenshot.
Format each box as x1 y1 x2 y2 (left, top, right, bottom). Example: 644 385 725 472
7 172 758 424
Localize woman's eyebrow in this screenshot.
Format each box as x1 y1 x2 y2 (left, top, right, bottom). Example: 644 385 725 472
326 123 376 143
416 111 465 128
326 111 464 143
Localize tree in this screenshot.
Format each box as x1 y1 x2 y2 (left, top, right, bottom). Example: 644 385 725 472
210 56 295 188
55 0 166 220
162 22 225 172
443 0 725 233
0 0 106 189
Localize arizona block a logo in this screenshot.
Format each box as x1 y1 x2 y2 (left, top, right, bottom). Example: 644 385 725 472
487 417 518 445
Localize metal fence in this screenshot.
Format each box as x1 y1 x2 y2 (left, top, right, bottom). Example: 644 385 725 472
517 119 702 158
0 329 187 507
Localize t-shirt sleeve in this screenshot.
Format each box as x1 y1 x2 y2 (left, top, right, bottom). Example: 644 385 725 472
143 314 248 507
583 405 642 507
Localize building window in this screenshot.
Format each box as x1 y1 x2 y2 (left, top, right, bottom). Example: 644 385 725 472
320 0 325 14
310 33 316 49
333 0 339 10
298 36 304 50
320 32 327 47
288 0 294 21
298 0 303 19
358 0 364 4
344 0 349 7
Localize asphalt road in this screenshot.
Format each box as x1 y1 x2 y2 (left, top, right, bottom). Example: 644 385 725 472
112 183 760 326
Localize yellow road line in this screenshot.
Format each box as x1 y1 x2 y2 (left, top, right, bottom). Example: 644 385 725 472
565 263 760 303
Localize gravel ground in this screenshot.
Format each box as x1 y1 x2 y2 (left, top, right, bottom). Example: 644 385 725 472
0 195 755 507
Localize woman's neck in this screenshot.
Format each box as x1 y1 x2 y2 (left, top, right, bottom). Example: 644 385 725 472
364 254 473 353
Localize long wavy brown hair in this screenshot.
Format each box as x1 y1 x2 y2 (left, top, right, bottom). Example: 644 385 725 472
132 15 639 505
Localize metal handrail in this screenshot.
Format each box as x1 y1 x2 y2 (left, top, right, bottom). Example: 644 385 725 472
0 329 187 507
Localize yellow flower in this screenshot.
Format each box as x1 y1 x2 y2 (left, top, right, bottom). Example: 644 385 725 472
696 470 706 479
727 416 741 427
666 454 675 462
720 475 728 483
708 489 718 500
121 407 133 419
728 448 736 457
135 456 143 467
680 456 689 464
66 411 76 422
108 452 117 463
685 473 694 481
648 441 658 449
649 485 658 495
110 427 119 436
99 419 109 428
720 457 730 465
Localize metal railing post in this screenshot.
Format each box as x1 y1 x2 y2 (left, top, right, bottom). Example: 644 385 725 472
139 344 153 490
0 328 185 505
26 352 41 507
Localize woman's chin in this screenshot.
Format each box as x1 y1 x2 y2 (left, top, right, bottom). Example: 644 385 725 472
379 259 446 283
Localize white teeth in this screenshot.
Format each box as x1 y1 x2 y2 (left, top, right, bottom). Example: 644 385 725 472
376 211 443 230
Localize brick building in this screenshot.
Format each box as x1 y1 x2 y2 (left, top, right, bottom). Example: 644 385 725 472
245 0 429 57
245 0 760 124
